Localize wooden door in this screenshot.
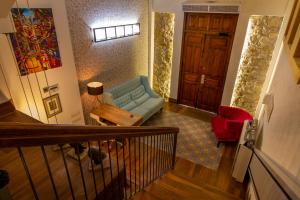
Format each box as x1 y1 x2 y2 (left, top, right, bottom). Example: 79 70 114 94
178 13 238 113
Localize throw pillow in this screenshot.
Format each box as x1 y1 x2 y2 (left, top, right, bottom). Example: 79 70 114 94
114 93 131 107
131 85 146 100
134 93 150 105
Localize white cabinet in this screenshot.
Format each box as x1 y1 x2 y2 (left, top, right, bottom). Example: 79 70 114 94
232 120 253 182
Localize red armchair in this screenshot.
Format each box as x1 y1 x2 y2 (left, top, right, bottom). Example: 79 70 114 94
211 106 253 147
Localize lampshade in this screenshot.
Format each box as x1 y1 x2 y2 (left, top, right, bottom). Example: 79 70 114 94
87 82 103 96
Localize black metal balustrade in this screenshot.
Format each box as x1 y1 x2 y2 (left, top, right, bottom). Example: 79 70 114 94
0 123 178 200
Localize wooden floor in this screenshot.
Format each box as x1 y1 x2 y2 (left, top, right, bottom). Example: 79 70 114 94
134 103 247 200
0 102 247 200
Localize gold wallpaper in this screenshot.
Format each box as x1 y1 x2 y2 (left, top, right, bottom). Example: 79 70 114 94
231 16 283 115
153 12 175 100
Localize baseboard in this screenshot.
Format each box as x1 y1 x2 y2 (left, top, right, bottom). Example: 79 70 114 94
168 98 177 103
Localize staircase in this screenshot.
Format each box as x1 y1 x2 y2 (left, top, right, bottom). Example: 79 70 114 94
0 100 247 200
0 100 179 200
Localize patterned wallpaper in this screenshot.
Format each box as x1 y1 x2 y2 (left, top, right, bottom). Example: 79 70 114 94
65 0 149 123
231 16 283 115
153 12 175 100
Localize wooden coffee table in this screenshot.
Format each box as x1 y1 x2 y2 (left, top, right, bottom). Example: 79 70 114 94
90 103 143 126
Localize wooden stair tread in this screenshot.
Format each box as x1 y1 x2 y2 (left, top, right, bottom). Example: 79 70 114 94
133 190 162 200
134 172 242 200
133 143 246 200
163 172 242 200
0 100 40 124
144 180 187 200
172 154 246 199
0 110 41 123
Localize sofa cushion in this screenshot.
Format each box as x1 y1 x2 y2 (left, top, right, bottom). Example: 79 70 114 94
131 97 164 121
139 97 164 111
114 93 131 107
130 106 150 118
134 93 150 105
121 101 137 111
131 85 146 100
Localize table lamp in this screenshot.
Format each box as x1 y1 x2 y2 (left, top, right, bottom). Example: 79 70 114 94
87 81 103 102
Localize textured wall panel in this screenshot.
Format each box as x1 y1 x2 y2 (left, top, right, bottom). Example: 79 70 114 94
153 12 175 100
65 0 149 123
231 16 282 115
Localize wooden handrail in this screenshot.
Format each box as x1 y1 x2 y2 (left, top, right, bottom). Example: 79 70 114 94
0 122 179 147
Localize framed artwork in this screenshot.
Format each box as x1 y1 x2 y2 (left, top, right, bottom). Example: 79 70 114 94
9 8 62 76
43 94 62 118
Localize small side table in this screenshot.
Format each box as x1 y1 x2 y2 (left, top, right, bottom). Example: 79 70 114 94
90 103 143 126
90 103 143 151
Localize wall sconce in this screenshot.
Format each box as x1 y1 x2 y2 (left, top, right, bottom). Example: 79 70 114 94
93 23 140 43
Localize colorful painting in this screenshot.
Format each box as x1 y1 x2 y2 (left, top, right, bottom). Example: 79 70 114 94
10 8 62 76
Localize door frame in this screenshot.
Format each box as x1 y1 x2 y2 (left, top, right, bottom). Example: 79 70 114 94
177 12 238 112
177 13 189 104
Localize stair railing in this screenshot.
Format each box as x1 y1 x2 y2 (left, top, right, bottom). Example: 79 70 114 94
0 122 179 200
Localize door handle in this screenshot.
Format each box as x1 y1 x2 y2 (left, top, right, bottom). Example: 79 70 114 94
200 74 205 84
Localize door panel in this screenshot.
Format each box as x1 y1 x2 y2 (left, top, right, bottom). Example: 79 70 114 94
185 13 210 31
182 33 205 74
180 81 198 107
197 85 220 112
179 32 205 105
202 35 229 77
209 14 238 33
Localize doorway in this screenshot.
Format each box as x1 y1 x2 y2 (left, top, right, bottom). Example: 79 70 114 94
178 13 238 113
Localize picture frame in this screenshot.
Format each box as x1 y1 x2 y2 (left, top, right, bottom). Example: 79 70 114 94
43 94 62 118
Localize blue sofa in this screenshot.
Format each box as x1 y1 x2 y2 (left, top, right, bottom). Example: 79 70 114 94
102 76 164 123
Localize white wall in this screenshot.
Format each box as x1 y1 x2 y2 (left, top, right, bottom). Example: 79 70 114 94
255 0 300 181
258 46 300 181
0 0 84 124
152 0 290 104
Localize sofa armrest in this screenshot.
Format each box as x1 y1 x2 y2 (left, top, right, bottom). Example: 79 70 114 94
102 92 115 106
140 76 160 98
